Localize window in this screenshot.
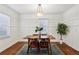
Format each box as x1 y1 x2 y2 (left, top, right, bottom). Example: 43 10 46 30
0 13 10 38
39 18 48 34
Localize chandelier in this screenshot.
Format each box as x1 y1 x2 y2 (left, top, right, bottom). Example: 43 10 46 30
37 4 43 16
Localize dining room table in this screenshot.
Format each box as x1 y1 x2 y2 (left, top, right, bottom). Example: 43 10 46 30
25 34 54 55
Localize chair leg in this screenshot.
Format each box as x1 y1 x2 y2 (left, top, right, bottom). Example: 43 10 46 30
47 46 50 55
37 43 40 54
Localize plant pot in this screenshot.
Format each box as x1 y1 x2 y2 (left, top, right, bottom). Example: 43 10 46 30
59 40 63 44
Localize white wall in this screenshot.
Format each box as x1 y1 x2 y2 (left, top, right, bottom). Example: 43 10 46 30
63 5 79 51
20 14 62 40
0 5 20 52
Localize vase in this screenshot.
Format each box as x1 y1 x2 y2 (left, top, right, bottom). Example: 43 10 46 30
59 40 63 44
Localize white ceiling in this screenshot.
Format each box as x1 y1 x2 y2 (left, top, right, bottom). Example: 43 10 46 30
7 4 75 14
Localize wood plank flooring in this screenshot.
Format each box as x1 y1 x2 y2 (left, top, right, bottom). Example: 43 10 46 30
57 43 79 55
0 42 79 55
0 42 25 55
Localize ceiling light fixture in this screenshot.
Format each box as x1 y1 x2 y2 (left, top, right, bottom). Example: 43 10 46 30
37 4 43 16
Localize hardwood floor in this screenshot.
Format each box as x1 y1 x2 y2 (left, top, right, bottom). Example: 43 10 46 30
0 42 79 55
0 42 25 55
57 43 79 55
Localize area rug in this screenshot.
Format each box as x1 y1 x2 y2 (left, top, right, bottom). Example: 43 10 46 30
16 44 64 55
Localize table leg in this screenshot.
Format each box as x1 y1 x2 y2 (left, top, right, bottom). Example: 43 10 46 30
27 45 30 54
48 39 52 55
27 39 30 54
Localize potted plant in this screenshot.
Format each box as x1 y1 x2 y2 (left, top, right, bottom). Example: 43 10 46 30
35 26 43 33
35 26 43 38
57 23 68 44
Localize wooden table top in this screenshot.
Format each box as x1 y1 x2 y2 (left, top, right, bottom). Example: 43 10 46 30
28 35 49 39
28 35 39 39
24 34 55 39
